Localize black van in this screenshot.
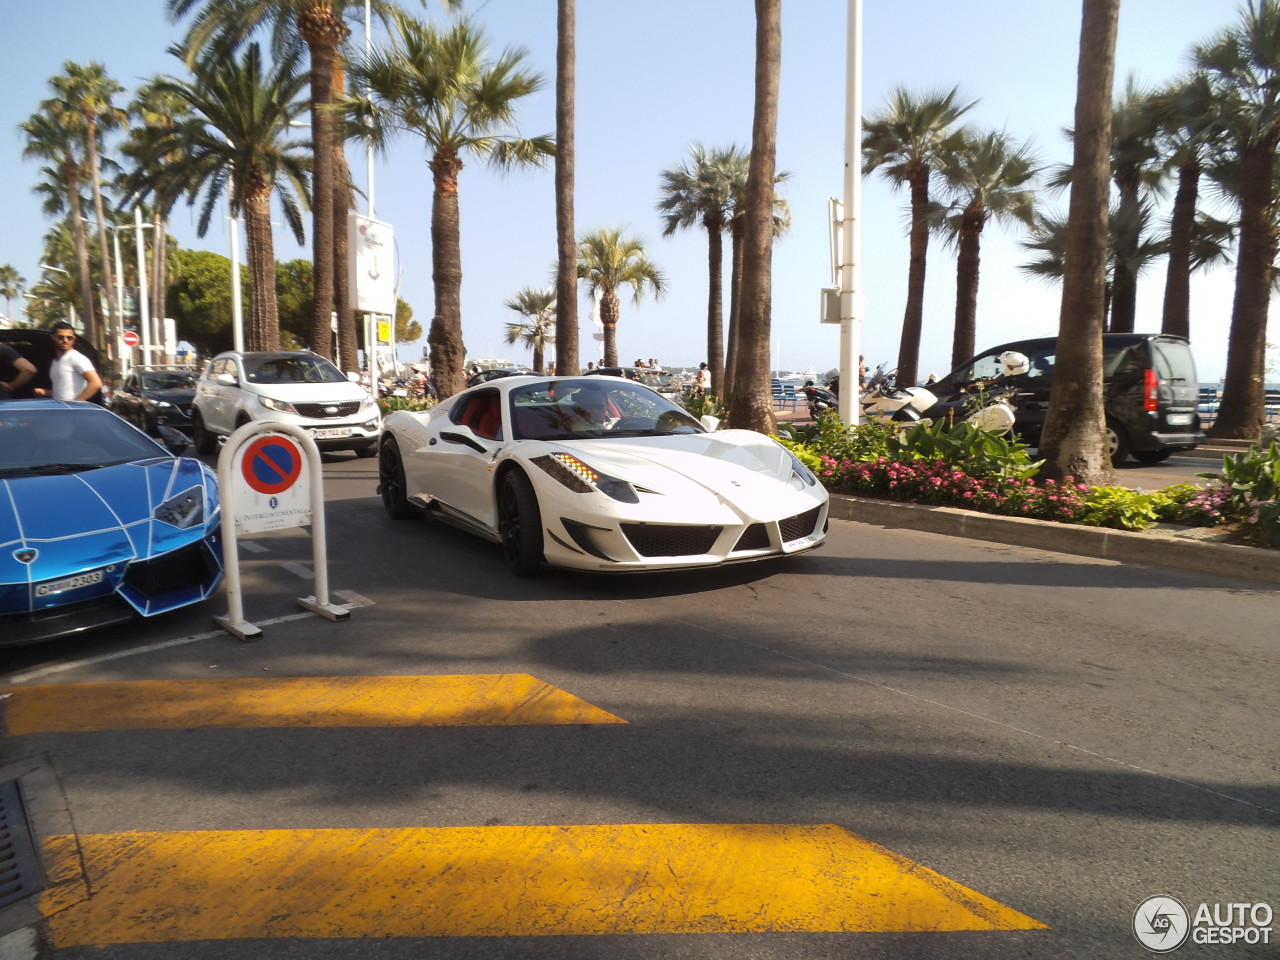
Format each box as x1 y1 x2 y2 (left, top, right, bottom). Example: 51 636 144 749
929 334 1202 465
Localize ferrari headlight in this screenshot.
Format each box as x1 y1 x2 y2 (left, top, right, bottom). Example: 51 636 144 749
154 486 205 529
532 453 640 504
260 396 298 414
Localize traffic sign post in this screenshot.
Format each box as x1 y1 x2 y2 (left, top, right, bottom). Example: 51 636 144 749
214 421 351 641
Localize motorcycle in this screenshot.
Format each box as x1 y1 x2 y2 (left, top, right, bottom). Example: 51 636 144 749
860 355 1024 437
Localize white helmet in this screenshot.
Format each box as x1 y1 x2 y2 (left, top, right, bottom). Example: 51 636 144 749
998 350 1030 376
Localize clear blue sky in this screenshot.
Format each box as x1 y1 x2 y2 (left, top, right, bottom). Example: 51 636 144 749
0 0 1248 380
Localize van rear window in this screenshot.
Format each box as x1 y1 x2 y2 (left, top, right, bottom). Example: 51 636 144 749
1152 341 1197 382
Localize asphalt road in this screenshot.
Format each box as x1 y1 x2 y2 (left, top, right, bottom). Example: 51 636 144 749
1 450 1275 959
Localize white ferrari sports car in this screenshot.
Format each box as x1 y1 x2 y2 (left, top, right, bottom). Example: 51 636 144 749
377 375 828 575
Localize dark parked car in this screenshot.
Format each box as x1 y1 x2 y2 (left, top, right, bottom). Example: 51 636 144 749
929 334 1202 465
582 366 682 402
0 328 104 404
110 366 198 435
465 367 534 388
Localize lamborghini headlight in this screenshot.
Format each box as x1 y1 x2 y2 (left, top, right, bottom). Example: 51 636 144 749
260 396 298 414
532 453 640 504
154 486 206 529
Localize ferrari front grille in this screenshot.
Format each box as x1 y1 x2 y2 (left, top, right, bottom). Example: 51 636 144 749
124 542 219 598
620 523 722 557
733 523 771 552
779 506 822 543
294 401 361 419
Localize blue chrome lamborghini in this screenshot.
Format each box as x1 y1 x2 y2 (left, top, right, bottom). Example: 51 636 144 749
1 400 223 645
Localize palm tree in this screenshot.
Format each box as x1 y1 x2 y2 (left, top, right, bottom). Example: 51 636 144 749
504 286 556 373
863 86 975 387
554 0 579 376
657 143 742 396
349 13 553 399
575 228 665 368
51 62 127 355
20 106 99 346
1038 0 1120 485
935 130 1039 368
721 150 790 401
727 0 783 432
1148 72 1226 340
1194 0 1280 439
153 43 311 350
168 0 452 361
0 265 25 323
120 80 198 340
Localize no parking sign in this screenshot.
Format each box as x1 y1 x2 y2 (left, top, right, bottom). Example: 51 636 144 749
231 432 312 535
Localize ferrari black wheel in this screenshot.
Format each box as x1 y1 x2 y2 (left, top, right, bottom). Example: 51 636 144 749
498 468 544 577
378 438 414 519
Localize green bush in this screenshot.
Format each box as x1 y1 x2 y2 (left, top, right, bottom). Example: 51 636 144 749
680 392 724 420
1075 486 1164 531
886 419 1043 482
377 396 434 415
1199 441 1280 513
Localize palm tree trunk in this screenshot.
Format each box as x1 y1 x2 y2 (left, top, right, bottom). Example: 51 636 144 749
600 292 620 368
1160 162 1198 340
303 32 339 359
555 0 579 376
896 167 930 388
428 148 467 399
704 212 725 395
84 115 117 365
64 167 99 347
1039 0 1119 484
1210 142 1273 439
951 206 983 369
727 0 781 433
722 221 745 400
244 188 281 352
333 139 356 371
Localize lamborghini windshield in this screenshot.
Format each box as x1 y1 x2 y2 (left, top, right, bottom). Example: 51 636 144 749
0 406 168 477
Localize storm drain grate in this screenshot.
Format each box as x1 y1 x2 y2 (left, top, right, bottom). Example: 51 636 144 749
0 778 42 909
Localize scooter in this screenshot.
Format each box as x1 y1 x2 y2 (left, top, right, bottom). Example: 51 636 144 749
801 381 839 419
859 364 940 425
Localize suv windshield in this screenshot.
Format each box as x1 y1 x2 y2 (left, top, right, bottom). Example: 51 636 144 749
244 355 345 385
141 371 196 391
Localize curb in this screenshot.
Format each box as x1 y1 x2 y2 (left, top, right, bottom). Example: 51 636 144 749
827 495 1280 587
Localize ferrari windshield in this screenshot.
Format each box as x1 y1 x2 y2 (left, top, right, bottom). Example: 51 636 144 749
508 378 703 440
0 406 169 477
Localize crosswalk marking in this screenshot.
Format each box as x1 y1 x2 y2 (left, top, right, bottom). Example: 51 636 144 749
2 674 626 733
41 824 1046 946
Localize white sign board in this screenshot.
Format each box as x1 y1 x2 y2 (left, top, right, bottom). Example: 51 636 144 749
230 432 313 535
348 213 396 316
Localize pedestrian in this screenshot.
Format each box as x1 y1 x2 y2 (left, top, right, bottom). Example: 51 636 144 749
34 323 103 403
586 361 595 371
858 354 868 389
0 342 37 399
696 361 711 394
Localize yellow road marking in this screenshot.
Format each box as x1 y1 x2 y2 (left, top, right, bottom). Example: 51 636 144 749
2 674 625 733
42 824 1046 946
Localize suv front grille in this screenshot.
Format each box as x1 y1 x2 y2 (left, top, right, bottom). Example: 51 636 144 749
294 401 362 419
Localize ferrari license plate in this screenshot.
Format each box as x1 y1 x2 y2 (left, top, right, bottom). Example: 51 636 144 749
36 570 104 597
313 427 351 439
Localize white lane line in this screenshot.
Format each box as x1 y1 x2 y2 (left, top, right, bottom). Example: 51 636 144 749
333 589 374 607
278 562 314 579
240 540 269 554
8 610 338 686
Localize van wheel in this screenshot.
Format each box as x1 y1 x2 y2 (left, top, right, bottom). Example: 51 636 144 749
1133 449 1172 464
1107 420 1131 466
192 411 216 455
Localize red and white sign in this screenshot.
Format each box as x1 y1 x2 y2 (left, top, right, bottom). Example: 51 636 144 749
230 432 311 535
122 330 140 347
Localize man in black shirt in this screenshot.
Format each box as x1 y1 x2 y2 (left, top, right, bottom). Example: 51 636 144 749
0 343 37 399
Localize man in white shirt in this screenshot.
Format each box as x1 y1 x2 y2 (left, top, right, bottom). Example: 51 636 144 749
35 322 102 402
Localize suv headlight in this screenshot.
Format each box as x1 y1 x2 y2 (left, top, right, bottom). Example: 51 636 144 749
260 396 298 415
154 486 205 529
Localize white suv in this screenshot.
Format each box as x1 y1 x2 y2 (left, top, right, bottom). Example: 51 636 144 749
191 350 381 457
